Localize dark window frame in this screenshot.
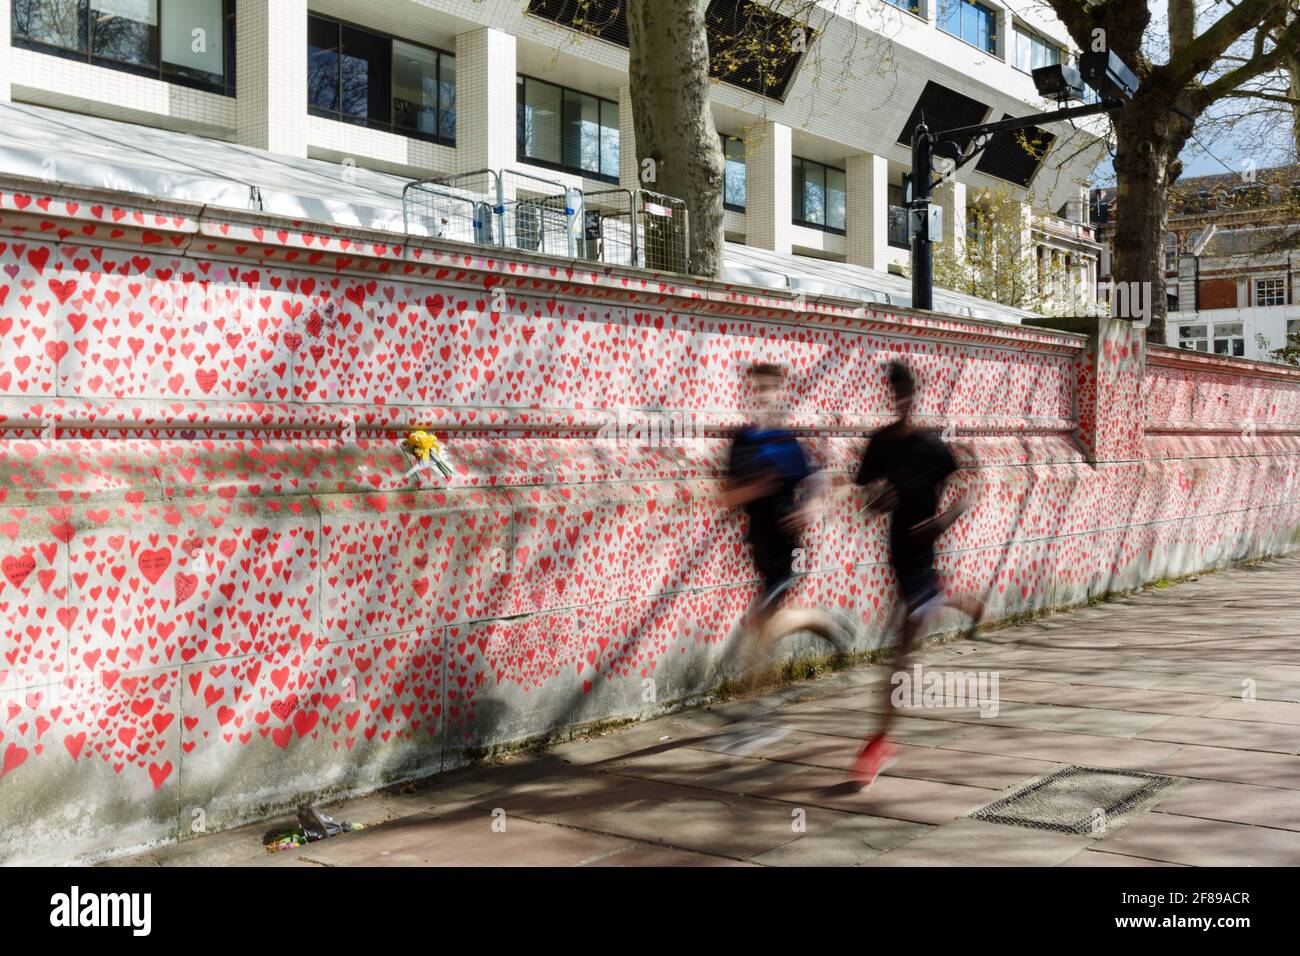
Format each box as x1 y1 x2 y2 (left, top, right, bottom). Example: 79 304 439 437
1255 276 1286 307
937 0 998 55
792 156 846 235
1012 23 1061 75
882 0 922 15
721 133 746 212
1212 321 1245 357
12 0 237 96
307 12 456 147
515 74 619 184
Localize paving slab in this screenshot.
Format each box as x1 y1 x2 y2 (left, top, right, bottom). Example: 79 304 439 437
745 768 1000 825
474 772 867 859
1136 714 1300 754
750 707 980 748
750 815 932 866
296 808 648 867
1149 779 1300 830
578 844 756 866
865 819 1092 866
939 724 1185 769
1149 744 1300 789
603 744 810 796
1087 811 1300 867
1150 673 1300 701
1059 849 1187 867
1044 708 1176 738
1200 698 1300 725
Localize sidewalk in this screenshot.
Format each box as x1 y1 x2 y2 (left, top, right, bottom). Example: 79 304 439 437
115 556 1300 867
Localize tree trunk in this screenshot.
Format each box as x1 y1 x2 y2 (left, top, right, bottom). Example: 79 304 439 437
1286 48 1300 158
1107 79 1196 348
1112 112 1175 343
626 0 725 277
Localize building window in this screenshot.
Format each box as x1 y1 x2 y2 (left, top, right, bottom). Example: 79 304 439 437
92 0 157 68
883 0 921 13
393 40 455 142
721 134 746 211
13 0 236 95
516 75 619 182
307 14 456 146
888 181 909 249
1255 277 1286 307
938 0 997 55
1178 324 1208 352
1164 234 1177 271
792 157 845 234
1213 322 1244 357
1013 26 1060 73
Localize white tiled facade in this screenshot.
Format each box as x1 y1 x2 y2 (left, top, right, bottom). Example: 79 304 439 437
845 152 889 271
236 0 309 155
933 178 968 259
453 27 516 173
0 0 1104 293
746 120 793 254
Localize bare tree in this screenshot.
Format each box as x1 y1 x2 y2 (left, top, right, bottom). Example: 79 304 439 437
1044 0 1300 341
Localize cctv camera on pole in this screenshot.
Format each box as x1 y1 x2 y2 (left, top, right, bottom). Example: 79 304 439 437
909 52 1137 312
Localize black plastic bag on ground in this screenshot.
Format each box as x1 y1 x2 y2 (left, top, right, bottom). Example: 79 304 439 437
297 804 354 842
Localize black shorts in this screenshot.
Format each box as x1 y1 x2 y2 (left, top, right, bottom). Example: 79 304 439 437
894 541 943 621
751 530 797 612
897 563 941 610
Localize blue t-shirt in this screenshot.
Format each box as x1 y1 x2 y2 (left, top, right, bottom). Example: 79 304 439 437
727 426 816 544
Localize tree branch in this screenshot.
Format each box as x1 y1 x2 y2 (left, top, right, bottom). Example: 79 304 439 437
1188 17 1300 112
1156 0 1286 92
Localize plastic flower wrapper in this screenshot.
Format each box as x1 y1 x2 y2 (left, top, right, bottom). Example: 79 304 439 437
404 430 454 480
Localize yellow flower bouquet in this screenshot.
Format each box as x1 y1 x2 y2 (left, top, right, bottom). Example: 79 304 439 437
404 430 454 480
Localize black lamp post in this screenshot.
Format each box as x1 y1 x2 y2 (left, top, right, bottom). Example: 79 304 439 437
910 52 1138 311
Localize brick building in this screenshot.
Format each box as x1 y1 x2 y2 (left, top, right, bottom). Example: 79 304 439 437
1093 163 1300 360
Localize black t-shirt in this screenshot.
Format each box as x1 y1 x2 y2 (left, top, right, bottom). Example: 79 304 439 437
727 426 815 549
855 423 957 569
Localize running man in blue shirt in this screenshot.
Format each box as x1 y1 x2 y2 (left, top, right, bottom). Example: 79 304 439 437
720 362 849 684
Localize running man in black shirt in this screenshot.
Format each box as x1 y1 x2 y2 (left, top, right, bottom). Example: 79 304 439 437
721 363 849 686
850 360 984 787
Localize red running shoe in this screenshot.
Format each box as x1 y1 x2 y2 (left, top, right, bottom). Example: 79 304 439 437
851 735 898 790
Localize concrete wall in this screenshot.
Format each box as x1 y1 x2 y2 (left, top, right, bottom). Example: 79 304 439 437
1 175 1298 863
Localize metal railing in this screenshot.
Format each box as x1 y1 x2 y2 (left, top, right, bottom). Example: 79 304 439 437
634 189 690 274
581 188 636 266
402 169 502 245
400 169 691 274
500 169 580 258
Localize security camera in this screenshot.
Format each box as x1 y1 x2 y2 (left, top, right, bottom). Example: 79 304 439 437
1032 64 1086 104
1079 50 1138 102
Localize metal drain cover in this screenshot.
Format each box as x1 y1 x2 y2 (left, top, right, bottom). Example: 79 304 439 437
970 766 1177 834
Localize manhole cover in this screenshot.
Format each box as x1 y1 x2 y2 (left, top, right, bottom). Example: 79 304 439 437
970 766 1177 834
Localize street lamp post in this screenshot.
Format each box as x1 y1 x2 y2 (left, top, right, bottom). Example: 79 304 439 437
909 53 1138 312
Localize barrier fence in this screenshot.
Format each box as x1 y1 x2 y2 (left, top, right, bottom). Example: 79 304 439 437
402 169 691 273
401 168 501 246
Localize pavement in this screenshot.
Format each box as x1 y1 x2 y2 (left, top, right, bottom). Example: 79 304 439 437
114 556 1300 867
